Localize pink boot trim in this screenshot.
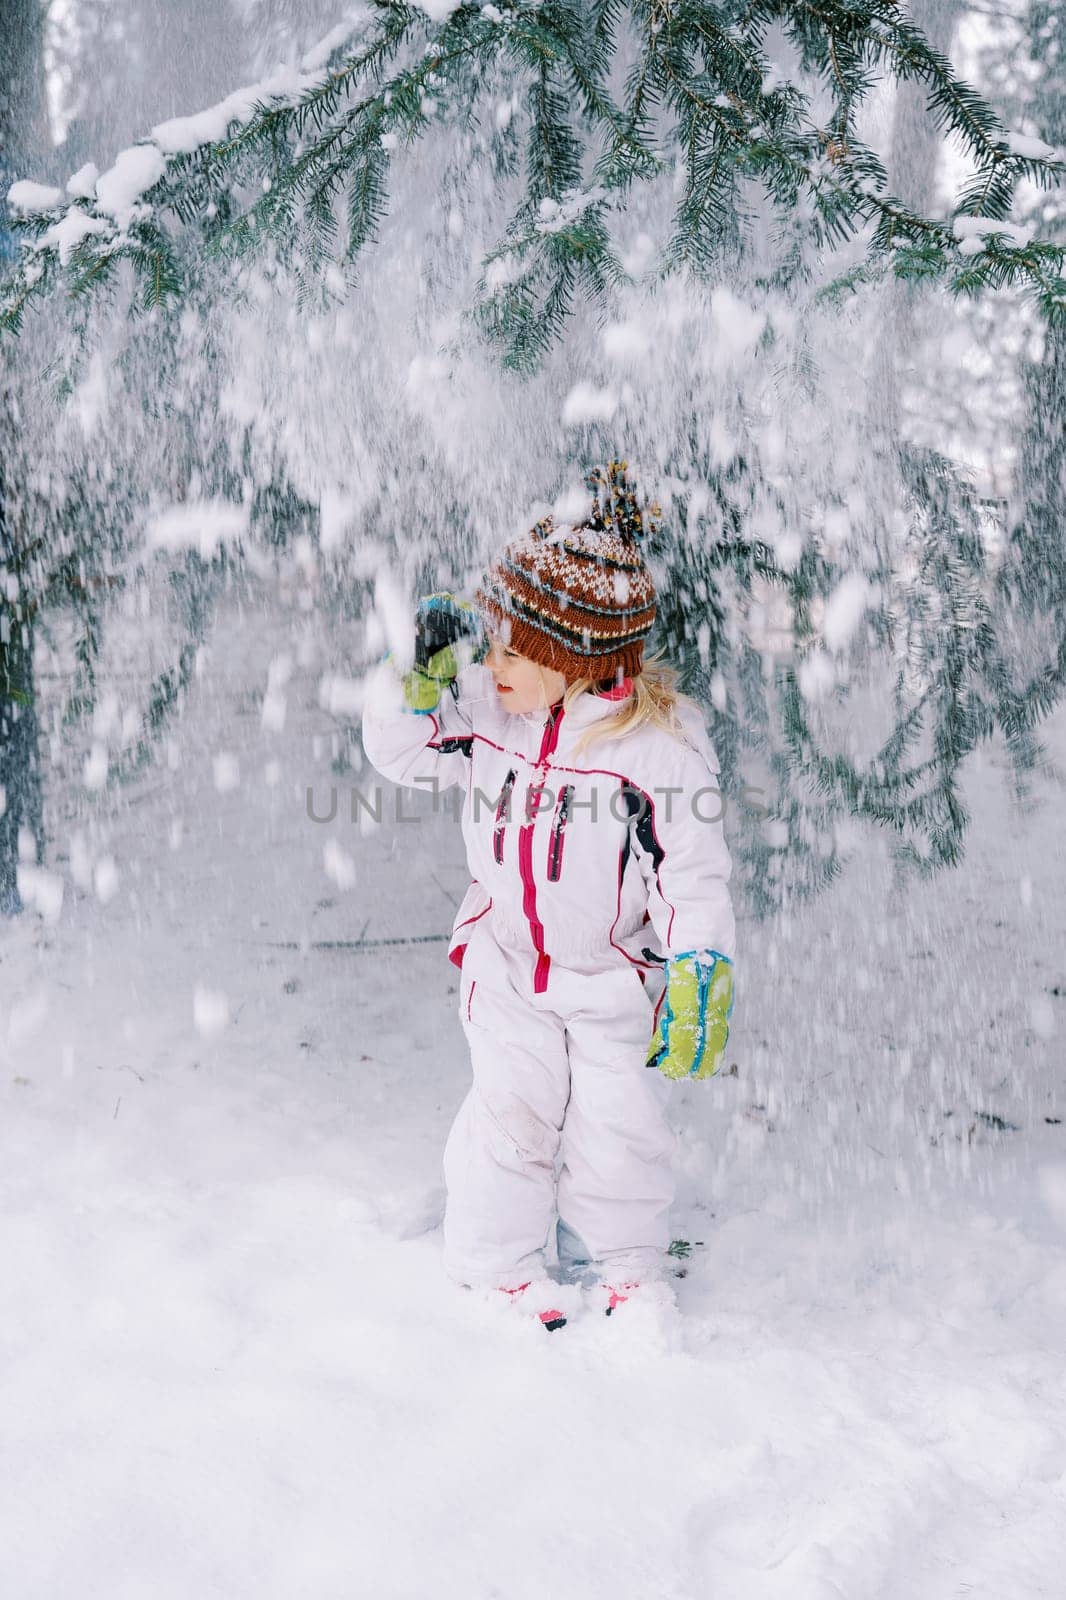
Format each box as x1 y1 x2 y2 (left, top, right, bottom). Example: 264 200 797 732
604 1280 641 1315
498 1281 567 1330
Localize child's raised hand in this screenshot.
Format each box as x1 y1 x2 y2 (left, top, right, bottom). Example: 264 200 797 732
402 593 487 713
415 593 486 669
647 949 734 1080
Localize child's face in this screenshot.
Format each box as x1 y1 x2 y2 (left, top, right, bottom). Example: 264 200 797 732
484 634 569 715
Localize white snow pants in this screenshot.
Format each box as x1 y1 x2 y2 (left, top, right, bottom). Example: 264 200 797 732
443 921 677 1290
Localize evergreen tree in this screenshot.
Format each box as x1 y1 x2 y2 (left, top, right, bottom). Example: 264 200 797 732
0 2 330 920
2 0 1063 909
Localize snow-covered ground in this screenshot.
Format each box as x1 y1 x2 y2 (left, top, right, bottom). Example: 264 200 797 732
2 598 1064 1599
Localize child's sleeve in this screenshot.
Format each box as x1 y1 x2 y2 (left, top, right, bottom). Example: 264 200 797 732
627 722 736 962
361 656 480 791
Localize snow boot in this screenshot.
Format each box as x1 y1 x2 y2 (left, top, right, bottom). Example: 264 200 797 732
498 1280 568 1332
604 1280 639 1316
595 1277 678 1317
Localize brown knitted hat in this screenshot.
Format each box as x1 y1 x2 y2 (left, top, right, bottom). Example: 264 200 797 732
474 461 660 681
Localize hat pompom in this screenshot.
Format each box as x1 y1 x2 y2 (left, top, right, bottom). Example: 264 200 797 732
583 459 662 546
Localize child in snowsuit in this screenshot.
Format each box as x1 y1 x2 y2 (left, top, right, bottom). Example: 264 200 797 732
361 463 735 1325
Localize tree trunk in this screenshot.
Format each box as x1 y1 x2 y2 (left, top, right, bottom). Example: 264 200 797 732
0 0 49 914
1009 1 1065 629
869 0 963 445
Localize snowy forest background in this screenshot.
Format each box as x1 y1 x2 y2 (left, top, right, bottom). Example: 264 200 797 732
1 2 1064 1596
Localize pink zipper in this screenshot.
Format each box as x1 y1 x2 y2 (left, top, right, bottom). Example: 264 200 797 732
517 702 565 994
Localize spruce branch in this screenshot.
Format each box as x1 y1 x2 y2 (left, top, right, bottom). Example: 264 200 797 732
2 0 1064 355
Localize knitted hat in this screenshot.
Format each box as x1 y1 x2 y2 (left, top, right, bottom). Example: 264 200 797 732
474 461 660 681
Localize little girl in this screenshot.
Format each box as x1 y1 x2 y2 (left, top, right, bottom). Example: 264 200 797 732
361 463 735 1328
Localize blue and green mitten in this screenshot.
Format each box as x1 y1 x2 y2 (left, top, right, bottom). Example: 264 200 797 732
400 593 487 714
647 949 735 1080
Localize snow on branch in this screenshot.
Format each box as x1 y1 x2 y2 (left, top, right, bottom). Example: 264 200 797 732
1 0 1064 353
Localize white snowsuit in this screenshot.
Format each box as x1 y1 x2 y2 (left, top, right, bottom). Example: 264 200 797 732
361 661 736 1289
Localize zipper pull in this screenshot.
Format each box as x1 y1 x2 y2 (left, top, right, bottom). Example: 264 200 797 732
493 769 516 863
547 784 574 882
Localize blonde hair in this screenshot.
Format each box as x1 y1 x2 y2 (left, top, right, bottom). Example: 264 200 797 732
558 650 698 758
